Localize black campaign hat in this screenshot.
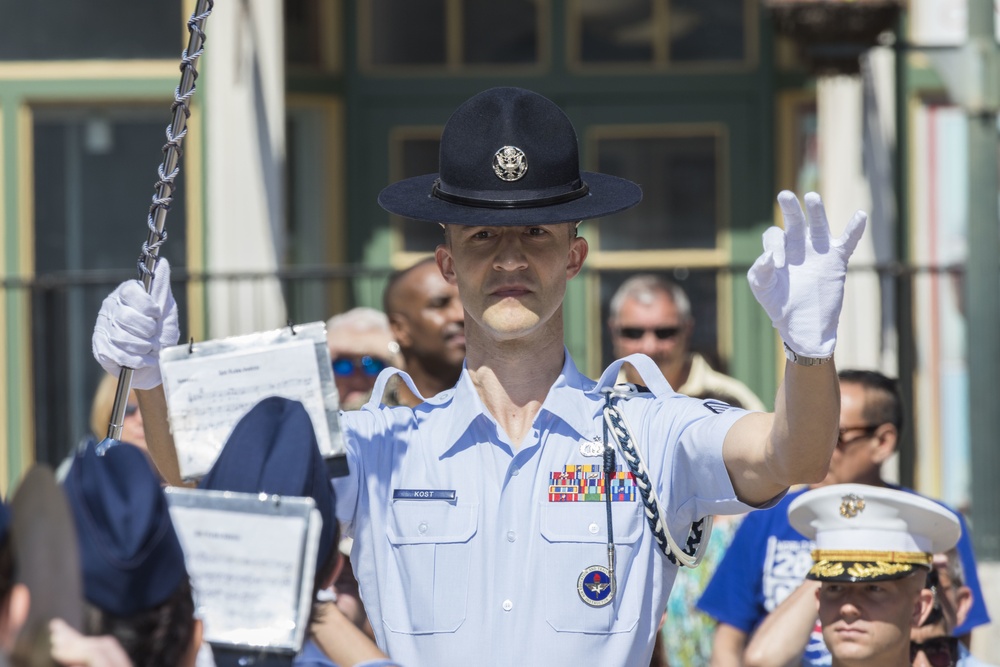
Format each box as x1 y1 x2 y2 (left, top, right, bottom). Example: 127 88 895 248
378 87 642 225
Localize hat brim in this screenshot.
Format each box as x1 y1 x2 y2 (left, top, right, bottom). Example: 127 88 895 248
806 559 928 583
378 172 642 226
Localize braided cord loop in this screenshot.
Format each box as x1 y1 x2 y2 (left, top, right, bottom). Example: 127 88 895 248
138 0 213 281
602 388 712 567
104 0 214 445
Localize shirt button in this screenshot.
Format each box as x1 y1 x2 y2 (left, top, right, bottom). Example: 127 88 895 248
502 599 513 611
506 530 516 542
510 466 519 476
588 522 600 534
418 522 428 535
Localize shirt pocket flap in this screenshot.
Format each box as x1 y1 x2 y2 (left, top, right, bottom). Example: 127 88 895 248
540 502 644 544
387 502 478 545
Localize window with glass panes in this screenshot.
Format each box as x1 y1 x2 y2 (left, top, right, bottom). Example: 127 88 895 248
583 124 729 369
568 0 754 69
390 129 445 259
360 0 545 70
0 1 182 60
31 105 189 465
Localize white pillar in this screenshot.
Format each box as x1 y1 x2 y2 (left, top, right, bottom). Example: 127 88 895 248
817 74 881 371
204 0 286 337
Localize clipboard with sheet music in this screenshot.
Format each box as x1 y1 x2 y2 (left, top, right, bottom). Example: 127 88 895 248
159 321 344 482
165 487 322 655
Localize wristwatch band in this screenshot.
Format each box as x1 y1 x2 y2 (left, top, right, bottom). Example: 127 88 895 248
783 343 832 367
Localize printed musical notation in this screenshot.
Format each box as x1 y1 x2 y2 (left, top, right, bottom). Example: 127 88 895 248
169 506 309 647
161 339 331 480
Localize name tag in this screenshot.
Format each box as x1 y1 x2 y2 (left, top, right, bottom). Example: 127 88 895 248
392 489 457 501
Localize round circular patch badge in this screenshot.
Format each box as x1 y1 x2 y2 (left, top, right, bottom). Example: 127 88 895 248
493 145 528 182
578 565 615 607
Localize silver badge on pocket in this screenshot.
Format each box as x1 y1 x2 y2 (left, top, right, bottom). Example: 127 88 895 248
578 565 615 607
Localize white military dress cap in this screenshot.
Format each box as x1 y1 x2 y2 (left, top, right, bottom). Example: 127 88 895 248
788 483 961 582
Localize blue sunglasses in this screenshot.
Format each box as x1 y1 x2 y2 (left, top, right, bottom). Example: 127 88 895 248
332 355 389 378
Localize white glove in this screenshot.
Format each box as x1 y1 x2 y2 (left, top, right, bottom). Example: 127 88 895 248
92 257 179 390
747 191 867 358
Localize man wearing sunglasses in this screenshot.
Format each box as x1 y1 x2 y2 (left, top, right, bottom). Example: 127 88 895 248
911 551 997 667
608 274 765 412
326 307 403 411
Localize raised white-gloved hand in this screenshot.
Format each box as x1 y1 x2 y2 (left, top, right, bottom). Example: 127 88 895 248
92 257 179 390
747 191 867 359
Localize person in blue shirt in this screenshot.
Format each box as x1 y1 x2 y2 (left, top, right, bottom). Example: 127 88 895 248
703 369 990 667
92 86 867 666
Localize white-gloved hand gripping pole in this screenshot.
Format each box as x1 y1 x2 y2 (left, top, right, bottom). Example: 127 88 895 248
91 0 213 445
93 258 179 391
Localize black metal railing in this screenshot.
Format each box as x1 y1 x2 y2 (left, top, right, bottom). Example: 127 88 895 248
0 260 972 471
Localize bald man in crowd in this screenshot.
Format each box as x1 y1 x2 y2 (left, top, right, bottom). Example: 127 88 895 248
382 257 465 407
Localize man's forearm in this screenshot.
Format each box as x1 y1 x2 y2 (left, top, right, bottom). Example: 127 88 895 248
135 386 184 486
743 580 821 667
709 623 748 667
723 361 839 507
768 361 840 486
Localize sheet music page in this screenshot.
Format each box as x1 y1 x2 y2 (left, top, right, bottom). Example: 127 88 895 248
162 339 328 479
170 506 307 648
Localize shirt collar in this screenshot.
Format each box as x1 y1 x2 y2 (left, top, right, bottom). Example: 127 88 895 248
432 349 600 456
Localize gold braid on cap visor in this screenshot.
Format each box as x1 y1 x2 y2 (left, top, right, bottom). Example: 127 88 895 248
809 550 932 580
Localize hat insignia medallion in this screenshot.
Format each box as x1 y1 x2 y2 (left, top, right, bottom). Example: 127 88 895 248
493 146 528 182
839 493 866 518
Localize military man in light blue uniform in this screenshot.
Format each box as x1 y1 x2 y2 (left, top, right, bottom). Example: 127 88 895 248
93 86 867 666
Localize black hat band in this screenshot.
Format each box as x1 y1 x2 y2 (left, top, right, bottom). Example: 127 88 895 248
431 178 590 210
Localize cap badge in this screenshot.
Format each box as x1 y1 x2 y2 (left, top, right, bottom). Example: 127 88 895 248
493 146 528 182
839 493 866 519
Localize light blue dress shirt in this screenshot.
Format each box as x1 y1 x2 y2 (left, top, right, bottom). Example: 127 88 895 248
960 644 1000 667
334 352 757 666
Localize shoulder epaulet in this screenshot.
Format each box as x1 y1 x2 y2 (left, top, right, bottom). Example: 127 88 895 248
362 368 423 411
592 354 675 398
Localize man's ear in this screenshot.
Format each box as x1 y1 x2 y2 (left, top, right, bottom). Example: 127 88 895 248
871 424 898 465
436 245 457 286
388 313 412 348
954 585 974 628
566 236 588 280
915 586 936 628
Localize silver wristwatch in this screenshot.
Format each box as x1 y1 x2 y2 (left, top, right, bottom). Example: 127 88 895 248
783 342 832 367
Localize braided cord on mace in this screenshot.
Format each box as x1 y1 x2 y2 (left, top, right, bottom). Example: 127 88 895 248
103 0 214 445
